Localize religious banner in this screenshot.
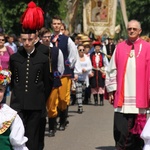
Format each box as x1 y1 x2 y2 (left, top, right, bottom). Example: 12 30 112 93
83 0 117 38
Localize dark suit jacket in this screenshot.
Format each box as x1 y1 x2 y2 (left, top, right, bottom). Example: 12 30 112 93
106 43 115 56
35 41 49 56
10 48 51 110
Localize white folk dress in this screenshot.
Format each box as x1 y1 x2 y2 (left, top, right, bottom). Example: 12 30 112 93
0 104 28 150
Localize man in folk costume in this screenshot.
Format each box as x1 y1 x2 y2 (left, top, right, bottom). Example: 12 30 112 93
105 20 150 150
51 15 77 130
10 2 51 150
18 9 51 150
90 41 109 106
39 27 64 137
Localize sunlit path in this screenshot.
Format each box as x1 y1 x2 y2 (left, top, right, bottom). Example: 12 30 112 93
44 100 115 150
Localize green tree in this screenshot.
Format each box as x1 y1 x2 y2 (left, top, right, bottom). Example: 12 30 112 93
3 0 150 37
0 0 27 35
0 0 67 35
126 0 150 35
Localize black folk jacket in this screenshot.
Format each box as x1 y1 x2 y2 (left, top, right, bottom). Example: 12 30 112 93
10 48 51 110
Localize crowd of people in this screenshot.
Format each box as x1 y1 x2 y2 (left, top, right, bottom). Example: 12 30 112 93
0 15 116 149
1 1 150 150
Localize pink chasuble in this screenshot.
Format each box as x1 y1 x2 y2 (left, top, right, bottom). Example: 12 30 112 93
114 38 150 109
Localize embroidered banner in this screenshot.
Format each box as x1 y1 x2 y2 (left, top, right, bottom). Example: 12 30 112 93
83 0 117 37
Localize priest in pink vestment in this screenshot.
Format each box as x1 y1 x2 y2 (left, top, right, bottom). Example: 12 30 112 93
106 19 150 150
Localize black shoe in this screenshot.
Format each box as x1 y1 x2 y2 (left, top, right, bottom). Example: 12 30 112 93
48 130 56 137
95 101 98 106
65 119 69 126
100 101 104 106
57 119 69 128
83 100 88 105
59 124 65 131
78 106 83 114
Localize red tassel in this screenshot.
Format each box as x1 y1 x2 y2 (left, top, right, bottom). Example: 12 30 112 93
130 114 146 135
21 1 44 30
28 1 36 8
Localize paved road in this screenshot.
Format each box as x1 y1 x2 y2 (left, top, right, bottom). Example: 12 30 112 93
44 100 116 150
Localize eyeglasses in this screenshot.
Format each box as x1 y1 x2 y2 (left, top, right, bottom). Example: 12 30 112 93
42 36 51 39
127 28 138 31
0 39 5 41
79 49 85 52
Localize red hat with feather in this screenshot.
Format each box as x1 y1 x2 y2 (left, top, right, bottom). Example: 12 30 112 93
92 41 102 47
21 1 44 33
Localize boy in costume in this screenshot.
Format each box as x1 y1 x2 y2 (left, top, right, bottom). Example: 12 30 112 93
10 2 51 149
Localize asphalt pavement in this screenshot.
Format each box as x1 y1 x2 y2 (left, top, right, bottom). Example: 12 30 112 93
44 99 116 150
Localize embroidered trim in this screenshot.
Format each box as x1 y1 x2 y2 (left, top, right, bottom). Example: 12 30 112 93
65 59 70 66
0 115 16 134
136 44 142 57
54 71 61 77
127 43 142 58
